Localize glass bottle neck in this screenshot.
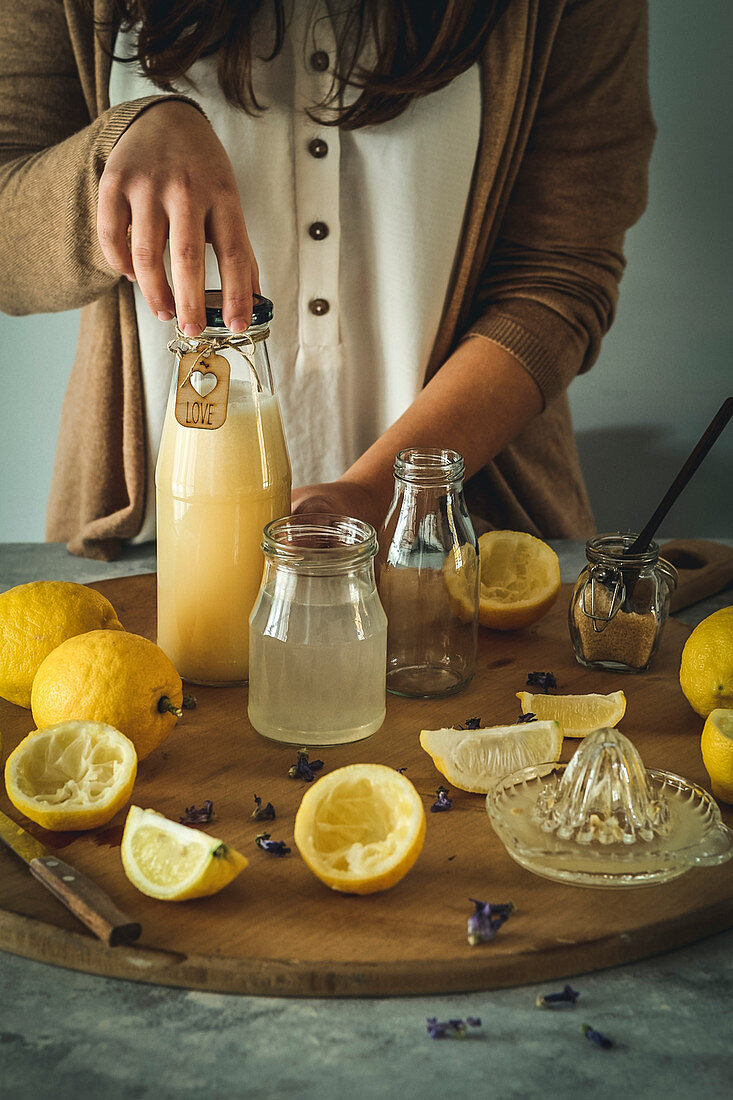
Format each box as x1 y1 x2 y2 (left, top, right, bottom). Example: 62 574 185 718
393 447 465 488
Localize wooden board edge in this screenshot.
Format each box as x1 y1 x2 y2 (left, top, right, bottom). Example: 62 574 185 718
2 897 732 998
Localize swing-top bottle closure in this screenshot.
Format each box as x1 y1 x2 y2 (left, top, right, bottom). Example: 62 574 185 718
169 291 274 430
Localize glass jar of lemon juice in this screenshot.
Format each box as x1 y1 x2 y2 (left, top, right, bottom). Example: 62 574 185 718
248 514 387 745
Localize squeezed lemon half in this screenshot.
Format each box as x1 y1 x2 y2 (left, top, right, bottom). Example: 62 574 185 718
4 720 137 831
293 764 426 895
121 806 248 901
473 531 561 631
420 720 563 794
516 689 626 738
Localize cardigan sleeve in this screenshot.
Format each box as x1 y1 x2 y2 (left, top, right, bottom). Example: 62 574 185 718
0 0 203 317
466 0 656 404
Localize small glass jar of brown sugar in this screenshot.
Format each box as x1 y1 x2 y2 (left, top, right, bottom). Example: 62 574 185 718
568 534 678 673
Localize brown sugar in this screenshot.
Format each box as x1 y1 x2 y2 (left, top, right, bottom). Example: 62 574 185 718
572 588 658 669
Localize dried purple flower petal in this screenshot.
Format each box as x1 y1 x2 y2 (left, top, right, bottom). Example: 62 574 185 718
517 712 538 724
467 898 515 946
426 1017 482 1039
179 800 214 825
536 984 580 1008
582 1024 613 1049
430 786 453 813
182 694 197 710
288 749 324 782
526 672 557 693
396 767 408 774
255 832 291 856
458 716 482 730
251 794 276 821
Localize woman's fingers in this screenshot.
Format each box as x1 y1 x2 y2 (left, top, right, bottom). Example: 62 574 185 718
98 100 258 333
129 202 175 321
168 202 207 337
208 202 258 332
97 177 134 280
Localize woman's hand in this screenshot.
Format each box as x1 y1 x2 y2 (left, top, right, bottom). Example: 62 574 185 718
97 99 259 335
291 479 389 534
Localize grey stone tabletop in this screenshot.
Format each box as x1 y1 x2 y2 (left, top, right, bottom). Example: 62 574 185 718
1 542 732 1100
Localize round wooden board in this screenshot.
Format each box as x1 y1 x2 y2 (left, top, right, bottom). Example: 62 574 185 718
1 576 731 997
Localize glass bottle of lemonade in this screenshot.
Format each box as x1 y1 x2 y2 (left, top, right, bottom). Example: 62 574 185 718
156 292 291 684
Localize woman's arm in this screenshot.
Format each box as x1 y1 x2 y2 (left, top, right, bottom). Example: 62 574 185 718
292 337 542 530
0 1 250 324
293 0 656 528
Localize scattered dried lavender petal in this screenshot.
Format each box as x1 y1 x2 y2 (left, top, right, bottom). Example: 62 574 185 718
255 833 291 856
517 712 538 724
288 749 324 782
458 716 482 730
396 767 408 774
430 786 453 813
182 694 197 710
179 800 214 825
536 984 580 1008
526 672 557 693
426 1017 482 1039
467 898 515 946
582 1024 613 1049
251 794 276 821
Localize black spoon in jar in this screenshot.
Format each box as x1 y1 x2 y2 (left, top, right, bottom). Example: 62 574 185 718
625 397 732 557
619 397 732 606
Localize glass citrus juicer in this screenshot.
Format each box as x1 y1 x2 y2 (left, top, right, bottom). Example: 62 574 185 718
486 727 732 887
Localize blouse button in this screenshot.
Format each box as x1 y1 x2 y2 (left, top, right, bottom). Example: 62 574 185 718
309 298 330 316
308 221 329 241
310 50 329 72
308 138 328 159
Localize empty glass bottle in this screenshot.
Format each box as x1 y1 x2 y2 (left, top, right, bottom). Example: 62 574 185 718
377 448 479 697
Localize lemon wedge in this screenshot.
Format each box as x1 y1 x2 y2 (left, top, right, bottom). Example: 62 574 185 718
701 708 733 804
517 689 626 738
474 531 561 631
4 720 137 831
420 720 563 794
121 806 247 901
293 764 426 895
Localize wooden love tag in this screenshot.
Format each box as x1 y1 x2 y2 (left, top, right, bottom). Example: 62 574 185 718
174 350 230 430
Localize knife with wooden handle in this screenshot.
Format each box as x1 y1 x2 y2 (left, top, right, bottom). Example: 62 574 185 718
0 808 141 946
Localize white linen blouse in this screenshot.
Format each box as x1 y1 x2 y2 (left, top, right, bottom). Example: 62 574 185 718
109 3 481 540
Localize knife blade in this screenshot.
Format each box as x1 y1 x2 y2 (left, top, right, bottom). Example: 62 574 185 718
0 808 142 946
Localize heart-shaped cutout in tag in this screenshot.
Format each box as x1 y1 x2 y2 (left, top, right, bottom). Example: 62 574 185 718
190 370 218 398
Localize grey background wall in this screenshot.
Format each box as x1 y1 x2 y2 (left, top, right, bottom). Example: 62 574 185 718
1 1 731 543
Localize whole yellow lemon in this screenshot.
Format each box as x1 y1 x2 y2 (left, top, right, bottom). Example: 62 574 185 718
0 581 123 708
31 630 183 760
679 606 733 718
701 709 733 804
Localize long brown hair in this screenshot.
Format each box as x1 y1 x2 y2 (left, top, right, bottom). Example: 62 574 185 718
110 1 509 129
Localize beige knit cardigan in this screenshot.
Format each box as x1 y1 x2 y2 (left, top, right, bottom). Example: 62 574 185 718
0 0 655 560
